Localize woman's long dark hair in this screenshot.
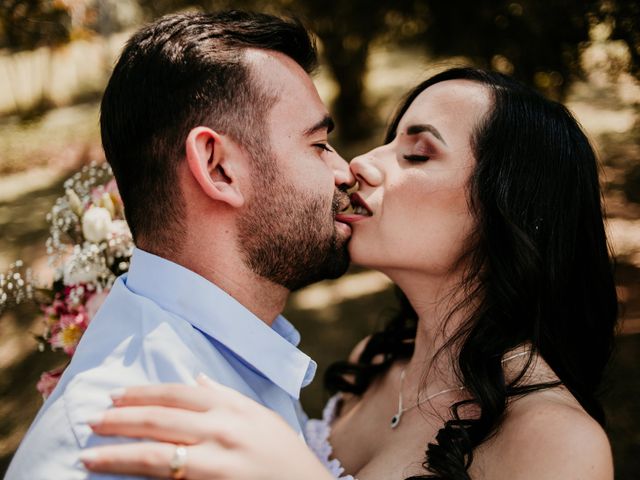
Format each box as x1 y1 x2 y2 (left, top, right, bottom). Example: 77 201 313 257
325 67 618 479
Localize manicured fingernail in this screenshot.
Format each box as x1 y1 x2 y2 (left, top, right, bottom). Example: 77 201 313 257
80 449 98 463
109 387 125 403
197 373 215 386
196 372 215 385
85 413 103 427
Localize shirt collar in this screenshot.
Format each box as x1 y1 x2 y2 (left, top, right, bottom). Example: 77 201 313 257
123 248 316 398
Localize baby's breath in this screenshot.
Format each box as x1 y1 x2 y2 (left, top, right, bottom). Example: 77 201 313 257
1 162 134 399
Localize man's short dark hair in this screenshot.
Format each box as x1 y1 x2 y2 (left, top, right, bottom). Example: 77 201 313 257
100 10 317 254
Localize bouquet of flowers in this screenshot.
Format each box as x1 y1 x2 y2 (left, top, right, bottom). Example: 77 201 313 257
0 163 133 399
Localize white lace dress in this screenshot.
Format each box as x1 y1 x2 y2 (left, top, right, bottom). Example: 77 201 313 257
304 395 357 480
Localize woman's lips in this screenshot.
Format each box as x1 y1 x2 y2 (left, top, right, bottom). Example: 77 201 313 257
350 192 373 215
335 192 373 224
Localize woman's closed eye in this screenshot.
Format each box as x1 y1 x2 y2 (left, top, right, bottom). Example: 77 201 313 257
401 137 436 163
403 154 430 163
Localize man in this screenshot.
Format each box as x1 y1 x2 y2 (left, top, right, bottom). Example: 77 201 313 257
6 11 354 479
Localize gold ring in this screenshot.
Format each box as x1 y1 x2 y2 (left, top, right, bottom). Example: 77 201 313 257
169 445 188 479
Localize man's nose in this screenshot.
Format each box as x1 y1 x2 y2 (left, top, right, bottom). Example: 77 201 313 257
329 151 356 188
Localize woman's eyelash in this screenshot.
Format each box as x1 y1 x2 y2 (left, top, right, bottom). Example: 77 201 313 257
313 143 334 153
403 154 430 162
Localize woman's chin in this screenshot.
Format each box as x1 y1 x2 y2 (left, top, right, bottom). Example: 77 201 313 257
347 239 376 269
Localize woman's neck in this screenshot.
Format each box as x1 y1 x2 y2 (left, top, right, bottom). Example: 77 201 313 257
392 270 472 389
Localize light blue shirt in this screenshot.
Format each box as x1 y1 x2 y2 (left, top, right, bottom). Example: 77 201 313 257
6 248 316 480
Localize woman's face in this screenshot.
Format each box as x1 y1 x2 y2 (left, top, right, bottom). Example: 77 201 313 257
346 79 491 279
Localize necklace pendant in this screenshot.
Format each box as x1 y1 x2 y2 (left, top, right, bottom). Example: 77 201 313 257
390 412 401 429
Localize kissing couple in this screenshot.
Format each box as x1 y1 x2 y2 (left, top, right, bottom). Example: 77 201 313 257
7 10 617 480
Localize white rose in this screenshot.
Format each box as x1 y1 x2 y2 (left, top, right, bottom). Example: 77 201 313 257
82 207 112 243
109 219 131 239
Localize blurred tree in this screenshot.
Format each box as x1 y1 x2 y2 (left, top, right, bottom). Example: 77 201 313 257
135 0 417 140
307 0 640 137
0 0 139 118
4 0 638 137
0 1 70 51
414 0 596 100
0 0 135 50
0 0 106 117
0 0 72 116
594 0 640 79
299 1 415 140
134 0 640 140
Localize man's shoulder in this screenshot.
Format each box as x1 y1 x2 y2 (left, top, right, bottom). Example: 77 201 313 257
73 276 220 374
5 280 237 476
5 318 234 480
5 388 86 479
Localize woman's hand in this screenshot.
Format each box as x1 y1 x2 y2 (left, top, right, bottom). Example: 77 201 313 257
81 375 335 480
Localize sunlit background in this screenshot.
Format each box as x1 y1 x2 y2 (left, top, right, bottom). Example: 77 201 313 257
1 0 639 478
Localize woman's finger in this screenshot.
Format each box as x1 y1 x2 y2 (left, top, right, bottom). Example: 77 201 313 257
110 383 216 411
81 442 186 479
82 442 230 480
195 373 219 389
90 406 213 444
195 374 277 412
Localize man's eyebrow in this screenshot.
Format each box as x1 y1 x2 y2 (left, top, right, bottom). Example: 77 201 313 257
406 124 447 146
303 115 335 136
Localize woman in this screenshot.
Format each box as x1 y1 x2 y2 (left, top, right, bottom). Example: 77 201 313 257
80 67 618 479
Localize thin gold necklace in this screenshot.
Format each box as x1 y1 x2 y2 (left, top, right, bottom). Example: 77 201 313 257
390 350 530 429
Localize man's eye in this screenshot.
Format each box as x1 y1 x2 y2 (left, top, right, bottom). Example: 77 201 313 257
403 154 430 163
313 143 334 153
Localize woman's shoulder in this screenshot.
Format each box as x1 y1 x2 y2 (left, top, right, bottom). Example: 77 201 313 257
478 390 613 480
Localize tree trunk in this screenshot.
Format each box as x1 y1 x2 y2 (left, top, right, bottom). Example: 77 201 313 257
320 33 372 142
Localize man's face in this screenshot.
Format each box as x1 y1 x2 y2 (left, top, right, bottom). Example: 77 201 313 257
237 50 354 291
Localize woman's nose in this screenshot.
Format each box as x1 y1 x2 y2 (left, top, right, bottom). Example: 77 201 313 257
350 150 384 187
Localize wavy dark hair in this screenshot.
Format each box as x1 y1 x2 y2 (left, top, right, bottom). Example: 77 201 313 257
325 67 618 479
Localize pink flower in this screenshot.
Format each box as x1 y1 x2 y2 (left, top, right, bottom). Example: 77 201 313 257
42 299 66 318
104 178 120 196
49 311 89 355
40 288 96 353
90 186 105 205
86 290 109 321
36 369 63 400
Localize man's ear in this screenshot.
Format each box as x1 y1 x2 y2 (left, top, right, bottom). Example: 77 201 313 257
185 126 245 208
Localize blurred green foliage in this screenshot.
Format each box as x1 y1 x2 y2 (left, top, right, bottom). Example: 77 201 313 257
0 1 71 50
1 0 639 139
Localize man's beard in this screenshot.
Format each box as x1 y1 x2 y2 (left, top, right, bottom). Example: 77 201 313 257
237 169 350 291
